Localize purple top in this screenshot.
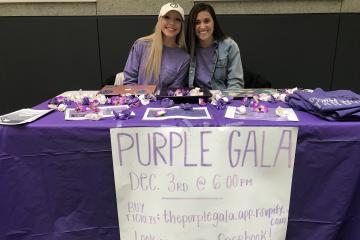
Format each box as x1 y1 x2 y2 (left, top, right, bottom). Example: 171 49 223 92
195 44 215 89
123 40 190 92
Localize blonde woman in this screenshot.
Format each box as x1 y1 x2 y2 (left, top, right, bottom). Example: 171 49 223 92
123 3 190 92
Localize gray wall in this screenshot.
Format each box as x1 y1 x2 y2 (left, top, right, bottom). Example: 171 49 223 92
0 0 359 16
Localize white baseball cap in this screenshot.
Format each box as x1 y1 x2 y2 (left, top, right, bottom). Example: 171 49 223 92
158 2 185 21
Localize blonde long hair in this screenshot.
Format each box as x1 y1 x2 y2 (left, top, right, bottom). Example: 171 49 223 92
139 16 187 82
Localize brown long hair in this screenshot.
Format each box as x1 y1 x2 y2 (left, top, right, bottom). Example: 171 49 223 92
185 3 227 60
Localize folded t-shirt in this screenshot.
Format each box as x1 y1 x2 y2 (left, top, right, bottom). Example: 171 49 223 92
287 88 360 121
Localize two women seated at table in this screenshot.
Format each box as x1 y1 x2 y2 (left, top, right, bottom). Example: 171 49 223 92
123 2 244 93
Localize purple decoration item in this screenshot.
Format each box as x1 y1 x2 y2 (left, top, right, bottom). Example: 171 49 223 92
128 97 141 108
82 97 90 105
89 104 99 113
181 88 190 96
215 98 227 110
180 103 193 111
198 98 207 106
119 96 128 105
168 88 191 97
253 104 269 113
241 97 260 108
160 98 175 108
249 99 259 108
75 103 87 112
144 94 156 101
226 96 234 102
269 95 277 103
174 89 183 96
89 100 99 110
167 89 175 96
110 96 128 105
48 96 69 106
48 98 59 106
110 96 121 105
240 97 249 106
48 96 72 110
113 109 132 120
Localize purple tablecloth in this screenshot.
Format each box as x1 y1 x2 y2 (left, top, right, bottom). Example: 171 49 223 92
1 100 359 240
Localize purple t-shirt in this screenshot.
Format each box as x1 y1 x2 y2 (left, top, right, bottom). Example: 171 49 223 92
195 44 216 89
287 88 360 120
123 40 190 92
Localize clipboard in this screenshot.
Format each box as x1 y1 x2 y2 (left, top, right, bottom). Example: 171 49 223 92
98 85 156 96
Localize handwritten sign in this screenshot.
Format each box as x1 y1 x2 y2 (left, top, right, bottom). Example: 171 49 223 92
110 127 298 240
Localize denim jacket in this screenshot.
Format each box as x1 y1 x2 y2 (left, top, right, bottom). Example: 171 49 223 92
188 37 244 91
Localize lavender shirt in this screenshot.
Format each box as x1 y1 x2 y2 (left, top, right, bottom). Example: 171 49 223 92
287 88 360 120
123 40 190 92
195 44 216 89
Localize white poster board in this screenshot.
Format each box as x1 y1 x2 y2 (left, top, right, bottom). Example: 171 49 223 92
110 126 298 240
